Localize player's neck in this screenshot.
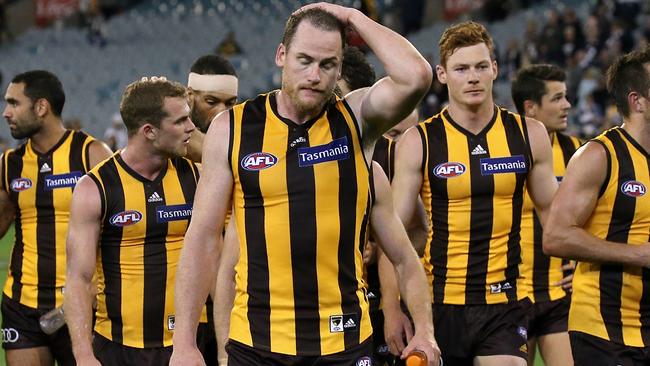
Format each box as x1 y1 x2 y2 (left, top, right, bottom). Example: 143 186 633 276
622 117 650 153
120 142 168 181
276 90 321 125
29 119 66 154
447 100 494 135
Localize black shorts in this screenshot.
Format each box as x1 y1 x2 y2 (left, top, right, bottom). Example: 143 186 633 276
226 337 373 366
570 331 650 366
370 308 405 366
0 294 75 365
93 333 172 366
432 299 531 365
527 296 569 338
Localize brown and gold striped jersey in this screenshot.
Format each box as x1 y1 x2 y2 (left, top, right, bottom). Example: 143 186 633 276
417 106 531 305
2 130 95 310
88 154 199 348
569 127 650 347
228 92 372 356
520 132 580 302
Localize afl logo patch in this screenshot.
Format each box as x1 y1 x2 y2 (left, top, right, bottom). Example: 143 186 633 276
621 180 646 197
241 152 278 171
10 178 32 192
434 162 466 178
109 210 143 226
356 356 372 366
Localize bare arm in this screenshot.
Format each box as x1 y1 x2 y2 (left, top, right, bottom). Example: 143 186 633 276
376 246 413 356
370 162 440 366
302 3 432 142
544 141 650 266
185 129 205 163
0 155 15 238
87 140 114 169
215 217 239 366
64 176 102 365
391 128 424 244
171 111 233 366
525 118 558 226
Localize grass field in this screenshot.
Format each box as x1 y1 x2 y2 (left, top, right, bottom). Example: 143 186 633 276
0 226 547 365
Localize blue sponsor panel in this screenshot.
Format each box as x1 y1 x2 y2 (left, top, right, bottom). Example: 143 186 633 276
480 155 527 175
298 137 350 167
156 203 193 223
44 171 83 190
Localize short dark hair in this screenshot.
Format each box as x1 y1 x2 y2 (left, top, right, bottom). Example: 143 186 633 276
282 7 346 50
342 46 376 91
606 46 650 118
511 64 566 115
190 55 237 77
120 79 187 136
11 70 65 117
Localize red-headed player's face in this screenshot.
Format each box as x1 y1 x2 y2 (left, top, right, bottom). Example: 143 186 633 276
436 43 497 109
276 21 342 116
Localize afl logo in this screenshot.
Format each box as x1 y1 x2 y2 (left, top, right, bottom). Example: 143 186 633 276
621 180 646 197
109 210 143 226
434 162 466 178
241 152 278 171
10 178 32 192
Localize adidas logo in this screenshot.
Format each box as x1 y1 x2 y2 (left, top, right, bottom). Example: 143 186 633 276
147 192 163 203
344 318 356 329
471 144 487 155
40 163 51 173
367 291 376 299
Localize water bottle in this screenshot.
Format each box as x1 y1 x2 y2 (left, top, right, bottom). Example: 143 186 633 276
405 350 427 366
39 306 65 335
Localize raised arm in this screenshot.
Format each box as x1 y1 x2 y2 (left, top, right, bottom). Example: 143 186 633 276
302 3 432 141
391 127 425 242
524 118 558 226
171 110 233 366
369 162 440 366
544 141 650 265
64 176 103 365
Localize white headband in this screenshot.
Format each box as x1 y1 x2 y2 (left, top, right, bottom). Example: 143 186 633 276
187 72 238 96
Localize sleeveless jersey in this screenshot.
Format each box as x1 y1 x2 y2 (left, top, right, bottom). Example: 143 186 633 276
228 92 372 356
2 130 95 309
88 154 199 348
418 106 531 305
520 132 580 302
569 127 650 347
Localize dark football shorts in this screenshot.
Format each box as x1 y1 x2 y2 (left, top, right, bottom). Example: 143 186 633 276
93 332 173 366
1 294 75 365
527 296 569 338
570 331 650 366
432 299 531 365
226 337 373 366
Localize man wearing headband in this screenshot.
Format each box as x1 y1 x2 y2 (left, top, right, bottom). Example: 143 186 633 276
185 55 238 162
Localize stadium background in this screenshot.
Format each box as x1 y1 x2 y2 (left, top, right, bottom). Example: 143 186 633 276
0 0 648 364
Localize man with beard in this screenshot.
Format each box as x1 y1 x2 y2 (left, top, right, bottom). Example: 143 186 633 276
185 55 238 162
0 70 112 366
172 2 440 366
